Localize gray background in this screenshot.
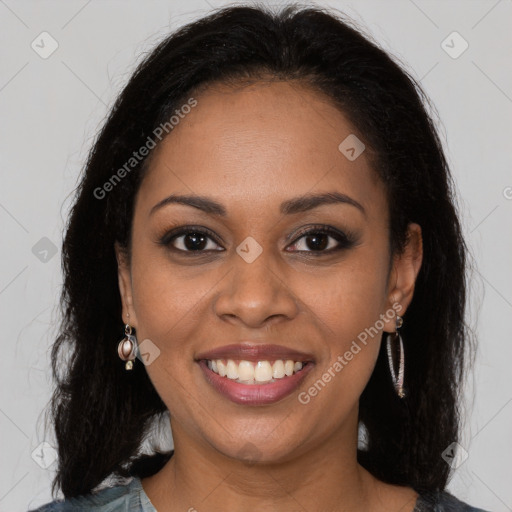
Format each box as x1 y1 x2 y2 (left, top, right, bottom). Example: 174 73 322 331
1 1 511 511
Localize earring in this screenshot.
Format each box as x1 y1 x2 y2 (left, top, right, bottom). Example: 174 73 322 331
118 324 138 370
386 315 405 398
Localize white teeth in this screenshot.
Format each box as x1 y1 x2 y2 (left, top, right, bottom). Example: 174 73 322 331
238 361 255 381
206 358 307 384
254 361 273 382
217 360 227 377
272 360 285 379
226 360 238 380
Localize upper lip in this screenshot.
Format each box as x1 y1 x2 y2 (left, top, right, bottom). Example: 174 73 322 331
195 343 315 363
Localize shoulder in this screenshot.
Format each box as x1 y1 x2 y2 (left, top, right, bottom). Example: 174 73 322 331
414 489 491 512
27 476 156 512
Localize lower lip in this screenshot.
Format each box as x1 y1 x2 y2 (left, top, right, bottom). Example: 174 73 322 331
197 360 314 406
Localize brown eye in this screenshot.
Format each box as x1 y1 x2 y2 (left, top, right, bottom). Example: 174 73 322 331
287 226 356 253
159 227 224 253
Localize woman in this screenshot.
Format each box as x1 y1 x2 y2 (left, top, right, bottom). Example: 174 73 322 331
30 4 489 511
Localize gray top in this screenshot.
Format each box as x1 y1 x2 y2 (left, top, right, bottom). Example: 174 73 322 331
28 476 491 511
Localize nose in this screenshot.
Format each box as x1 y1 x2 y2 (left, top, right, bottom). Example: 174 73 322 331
212 247 299 329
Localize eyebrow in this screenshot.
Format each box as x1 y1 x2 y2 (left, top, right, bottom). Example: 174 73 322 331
150 191 366 217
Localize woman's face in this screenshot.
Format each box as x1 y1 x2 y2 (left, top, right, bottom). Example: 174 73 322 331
117 80 422 463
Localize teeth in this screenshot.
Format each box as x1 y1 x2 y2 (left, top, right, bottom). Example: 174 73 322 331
206 358 307 384
273 360 285 379
238 361 254 381
226 360 238 380
217 360 227 377
254 361 273 382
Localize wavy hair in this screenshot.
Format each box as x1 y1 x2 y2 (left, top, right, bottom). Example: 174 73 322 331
44 3 472 498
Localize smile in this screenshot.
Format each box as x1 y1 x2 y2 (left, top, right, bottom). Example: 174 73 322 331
195 342 315 405
206 358 305 384
197 359 314 406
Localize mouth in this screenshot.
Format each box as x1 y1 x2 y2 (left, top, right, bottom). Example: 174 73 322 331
195 343 315 406
204 358 309 384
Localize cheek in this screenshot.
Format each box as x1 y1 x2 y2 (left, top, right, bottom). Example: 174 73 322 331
301 248 390 392
128 246 209 360
128 254 210 413
292 274 389 426
304 249 390 336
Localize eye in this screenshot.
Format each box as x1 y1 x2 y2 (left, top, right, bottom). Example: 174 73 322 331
158 224 356 255
159 227 224 253
286 225 356 253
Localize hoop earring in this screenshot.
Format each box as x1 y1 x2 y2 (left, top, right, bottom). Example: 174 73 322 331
118 324 138 370
386 315 405 398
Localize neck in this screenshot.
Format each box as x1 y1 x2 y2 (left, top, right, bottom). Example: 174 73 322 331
140 411 409 512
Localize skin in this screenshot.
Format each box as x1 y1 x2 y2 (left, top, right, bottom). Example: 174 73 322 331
116 79 423 512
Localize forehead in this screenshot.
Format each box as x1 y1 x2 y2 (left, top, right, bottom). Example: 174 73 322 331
137 80 385 218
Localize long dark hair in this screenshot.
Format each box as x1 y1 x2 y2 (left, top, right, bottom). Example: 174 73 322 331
44 3 472 499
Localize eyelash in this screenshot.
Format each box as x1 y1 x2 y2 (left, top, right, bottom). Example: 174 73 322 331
158 224 356 256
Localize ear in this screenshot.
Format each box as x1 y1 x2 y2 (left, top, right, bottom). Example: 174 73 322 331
114 241 138 327
383 223 423 331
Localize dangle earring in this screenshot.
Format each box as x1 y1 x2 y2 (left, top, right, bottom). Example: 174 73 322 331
386 315 406 398
118 323 138 370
